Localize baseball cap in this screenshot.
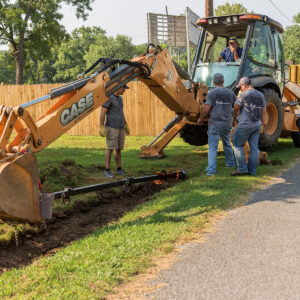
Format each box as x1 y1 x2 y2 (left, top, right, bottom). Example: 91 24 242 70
213 73 224 84
229 36 238 43
122 84 129 89
236 77 251 88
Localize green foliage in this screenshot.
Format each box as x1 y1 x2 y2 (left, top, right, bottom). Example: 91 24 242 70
84 34 135 68
0 136 299 298
53 26 106 82
171 47 196 72
215 2 250 16
283 23 300 64
53 26 136 82
0 32 156 84
134 43 147 56
0 0 94 84
24 54 58 83
0 51 15 84
294 12 300 24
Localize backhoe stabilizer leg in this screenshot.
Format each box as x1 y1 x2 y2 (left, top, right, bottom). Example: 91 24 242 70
139 118 187 159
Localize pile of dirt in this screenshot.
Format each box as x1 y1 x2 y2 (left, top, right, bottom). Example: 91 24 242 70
39 159 84 192
0 182 167 273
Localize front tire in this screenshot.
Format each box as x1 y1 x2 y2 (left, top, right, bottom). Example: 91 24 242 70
258 89 283 150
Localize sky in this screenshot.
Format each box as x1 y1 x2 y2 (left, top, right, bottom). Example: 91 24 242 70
60 0 300 45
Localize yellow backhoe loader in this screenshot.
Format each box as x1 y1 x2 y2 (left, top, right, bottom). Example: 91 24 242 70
0 48 207 222
0 13 300 223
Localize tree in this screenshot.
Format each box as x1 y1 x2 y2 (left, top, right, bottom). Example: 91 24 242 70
0 0 94 84
134 43 147 56
294 12 300 24
24 48 58 83
54 26 106 82
0 50 15 83
215 2 250 16
169 47 196 72
283 14 300 64
84 34 135 67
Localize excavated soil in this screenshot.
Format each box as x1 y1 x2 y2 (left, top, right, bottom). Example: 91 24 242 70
0 182 166 273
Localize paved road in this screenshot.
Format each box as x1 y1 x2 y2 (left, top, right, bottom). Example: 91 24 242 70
147 162 300 300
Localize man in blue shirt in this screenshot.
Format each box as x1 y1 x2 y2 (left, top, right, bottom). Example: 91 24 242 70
231 77 267 176
217 37 243 62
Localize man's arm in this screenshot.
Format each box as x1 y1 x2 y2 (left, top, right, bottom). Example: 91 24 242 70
261 107 267 127
233 103 241 126
124 118 130 135
229 44 240 61
100 107 108 125
99 106 109 137
197 104 211 125
217 49 226 62
232 49 239 61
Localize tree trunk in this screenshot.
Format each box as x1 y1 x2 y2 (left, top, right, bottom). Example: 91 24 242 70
14 51 24 85
13 1 31 85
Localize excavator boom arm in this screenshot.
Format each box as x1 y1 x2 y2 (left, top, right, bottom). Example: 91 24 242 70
0 48 203 222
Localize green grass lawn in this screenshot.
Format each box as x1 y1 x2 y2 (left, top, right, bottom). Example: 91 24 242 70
0 135 299 299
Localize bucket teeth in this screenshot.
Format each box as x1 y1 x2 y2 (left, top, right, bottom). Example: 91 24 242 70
0 153 41 223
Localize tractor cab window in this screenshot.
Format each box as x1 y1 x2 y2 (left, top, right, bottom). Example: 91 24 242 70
198 31 227 63
197 30 244 63
193 28 245 89
248 22 275 66
274 31 284 71
243 22 276 78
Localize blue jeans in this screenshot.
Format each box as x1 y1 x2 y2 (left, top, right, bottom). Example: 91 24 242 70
233 125 260 175
206 126 235 175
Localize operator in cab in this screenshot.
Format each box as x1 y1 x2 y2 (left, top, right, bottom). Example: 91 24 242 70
217 37 243 62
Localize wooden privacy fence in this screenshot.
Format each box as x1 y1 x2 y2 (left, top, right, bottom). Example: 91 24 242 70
0 81 175 136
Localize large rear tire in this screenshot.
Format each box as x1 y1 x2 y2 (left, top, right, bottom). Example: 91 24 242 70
258 89 283 150
179 124 208 146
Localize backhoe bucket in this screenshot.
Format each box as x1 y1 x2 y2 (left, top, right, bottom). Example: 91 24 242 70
0 153 41 223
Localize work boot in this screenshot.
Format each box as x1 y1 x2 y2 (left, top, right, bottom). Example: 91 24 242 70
104 169 114 178
116 167 126 176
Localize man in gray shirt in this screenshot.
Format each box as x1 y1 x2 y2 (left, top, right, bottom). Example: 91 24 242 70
198 73 236 176
232 77 267 176
100 85 130 178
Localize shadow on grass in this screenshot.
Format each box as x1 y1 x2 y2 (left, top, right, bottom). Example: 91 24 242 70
37 146 208 177
90 181 225 238
37 140 300 237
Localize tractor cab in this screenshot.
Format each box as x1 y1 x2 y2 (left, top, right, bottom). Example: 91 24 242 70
192 14 285 92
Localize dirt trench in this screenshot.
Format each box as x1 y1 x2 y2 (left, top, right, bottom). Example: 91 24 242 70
0 182 165 273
